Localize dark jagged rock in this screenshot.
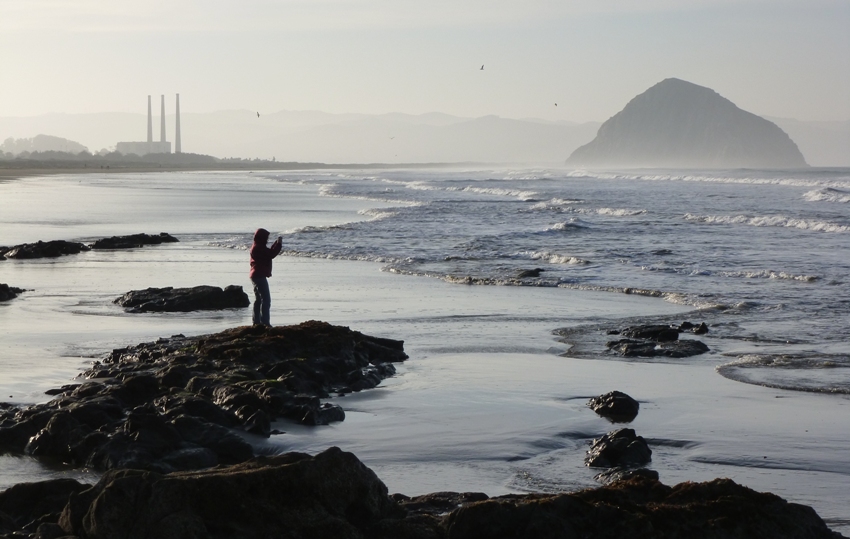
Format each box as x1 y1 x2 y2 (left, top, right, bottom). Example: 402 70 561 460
585 428 652 468
90 232 178 250
516 268 545 278
0 322 407 473
114 285 250 312
621 324 679 342
0 233 179 262
0 448 830 539
567 77 808 168
0 240 89 260
605 322 710 358
0 284 24 301
0 478 87 535
594 466 659 485
587 391 640 423
657 339 711 358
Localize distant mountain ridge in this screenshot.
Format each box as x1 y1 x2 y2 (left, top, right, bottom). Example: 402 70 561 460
0 110 599 165
568 78 809 169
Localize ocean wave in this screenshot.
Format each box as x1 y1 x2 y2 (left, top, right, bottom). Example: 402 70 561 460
595 207 646 216
718 270 819 282
716 353 850 394
545 219 590 232
803 187 850 204
684 213 850 233
526 251 590 265
567 170 850 190
460 186 538 200
528 198 584 210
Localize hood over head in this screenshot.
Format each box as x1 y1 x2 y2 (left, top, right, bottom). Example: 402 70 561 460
253 228 270 243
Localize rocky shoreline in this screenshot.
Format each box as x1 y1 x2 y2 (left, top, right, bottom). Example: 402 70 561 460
0 321 845 538
0 321 407 473
0 447 843 539
0 233 178 261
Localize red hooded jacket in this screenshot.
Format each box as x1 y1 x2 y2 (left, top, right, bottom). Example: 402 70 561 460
249 228 282 279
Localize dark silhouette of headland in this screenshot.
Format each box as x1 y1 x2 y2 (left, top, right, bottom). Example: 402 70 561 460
568 78 809 169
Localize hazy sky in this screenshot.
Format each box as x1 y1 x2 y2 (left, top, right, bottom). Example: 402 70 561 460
1 0 848 122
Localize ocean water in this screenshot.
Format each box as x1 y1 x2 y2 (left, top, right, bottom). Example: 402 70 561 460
0 168 848 533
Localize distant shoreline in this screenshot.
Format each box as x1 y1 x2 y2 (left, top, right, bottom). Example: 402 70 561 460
0 159 491 181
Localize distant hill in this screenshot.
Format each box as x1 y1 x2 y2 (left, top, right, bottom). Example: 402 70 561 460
0 111 599 165
1 134 88 155
568 78 809 169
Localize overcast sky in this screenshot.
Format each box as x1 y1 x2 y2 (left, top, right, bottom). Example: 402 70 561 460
1 0 848 122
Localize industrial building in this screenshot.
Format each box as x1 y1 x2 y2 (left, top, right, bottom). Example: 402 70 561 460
116 94 181 156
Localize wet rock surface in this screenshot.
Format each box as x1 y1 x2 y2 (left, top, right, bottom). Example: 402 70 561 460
0 240 89 260
0 233 179 261
114 285 251 312
605 322 710 358
556 319 713 361
89 232 178 250
0 321 407 473
0 447 843 539
587 390 640 422
585 428 653 468
0 284 24 301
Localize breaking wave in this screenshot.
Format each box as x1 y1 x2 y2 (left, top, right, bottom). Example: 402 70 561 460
684 213 849 233
803 188 850 204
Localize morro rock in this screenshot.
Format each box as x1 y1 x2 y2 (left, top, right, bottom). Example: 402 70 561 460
568 78 808 169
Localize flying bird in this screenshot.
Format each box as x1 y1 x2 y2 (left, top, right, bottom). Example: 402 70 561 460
480 65 484 70
555 103 558 106
257 112 260 118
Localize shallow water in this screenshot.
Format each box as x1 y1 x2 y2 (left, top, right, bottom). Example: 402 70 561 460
0 170 848 534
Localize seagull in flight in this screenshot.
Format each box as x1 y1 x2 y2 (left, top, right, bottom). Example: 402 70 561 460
480 65 484 70
257 112 260 118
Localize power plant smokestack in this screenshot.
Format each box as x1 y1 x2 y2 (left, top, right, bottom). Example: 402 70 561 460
160 95 166 143
175 93 182 154
147 95 153 143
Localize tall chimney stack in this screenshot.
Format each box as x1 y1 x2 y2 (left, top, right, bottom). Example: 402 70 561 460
147 95 153 143
160 95 166 143
175 94 182 154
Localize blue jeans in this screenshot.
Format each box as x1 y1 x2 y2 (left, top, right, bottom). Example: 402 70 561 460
251 275 271 326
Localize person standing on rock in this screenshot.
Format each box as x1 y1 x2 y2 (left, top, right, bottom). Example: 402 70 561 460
249 228 282 326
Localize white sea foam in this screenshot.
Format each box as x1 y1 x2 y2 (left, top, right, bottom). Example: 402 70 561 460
567 170 850 190
526 251 590 265
461 186 538 200
546 219 589 231
803 188 850 204
718 270 819 282
595 207 646 216
529 198 584 210
684 213 850 233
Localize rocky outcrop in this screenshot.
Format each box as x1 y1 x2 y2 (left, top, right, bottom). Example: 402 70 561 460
605 322 710 358
0 240 89 260
0 322 407 473
585 428 652 468
0 447 842 539
567 78 808 169
90 232 178 250
0 233 179 261
0 284 24 301
114 285 250 312
587 390 639 422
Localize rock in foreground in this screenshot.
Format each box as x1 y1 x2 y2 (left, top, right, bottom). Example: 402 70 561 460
0 283 24 301
1 447 842 539
585 427 652 468
587 390 640 423
90 232 178 250
0 322 407 473
114 285 250 312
